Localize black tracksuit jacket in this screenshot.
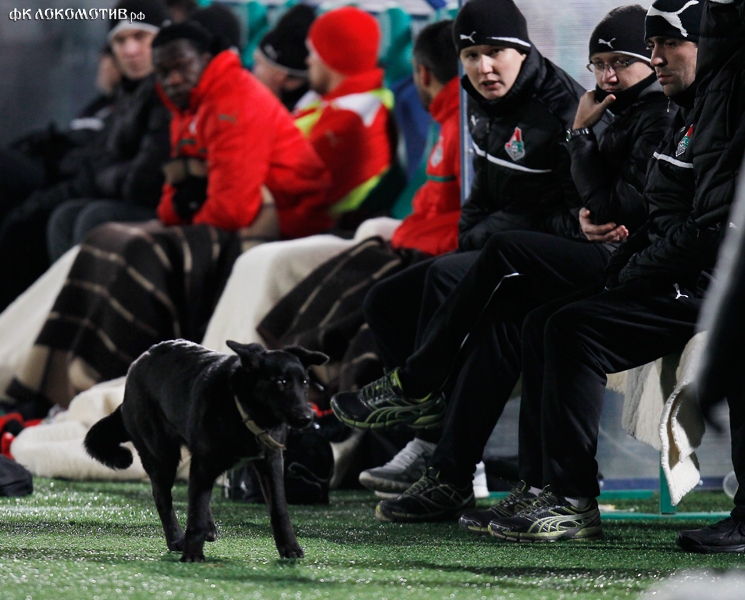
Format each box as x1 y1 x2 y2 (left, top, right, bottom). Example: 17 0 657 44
457 46 590 252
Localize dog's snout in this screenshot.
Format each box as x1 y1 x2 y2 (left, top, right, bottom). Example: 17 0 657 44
296 412 314 429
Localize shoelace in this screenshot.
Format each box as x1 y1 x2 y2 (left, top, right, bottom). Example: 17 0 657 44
519 491 562 517
406 470 440 496
360 372 400 406
494 487 532 513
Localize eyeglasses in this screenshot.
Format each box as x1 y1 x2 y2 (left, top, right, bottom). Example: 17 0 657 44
586 57 640 73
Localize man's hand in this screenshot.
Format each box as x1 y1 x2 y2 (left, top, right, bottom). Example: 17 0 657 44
573 90 616 129
580 208 629 243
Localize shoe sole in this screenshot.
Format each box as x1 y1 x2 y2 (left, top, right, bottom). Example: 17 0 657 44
459 522 491 535
489 525 603 542
359 472 418 494
330 398 445 431
676 536 745 554
375 502 474 523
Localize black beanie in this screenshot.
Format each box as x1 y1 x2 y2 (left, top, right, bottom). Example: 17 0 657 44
151 21 213 54
191 4 241 54
589 5 651 62
108 0 170 42
645 0 703 43
256 4 316 76
453 0 531 55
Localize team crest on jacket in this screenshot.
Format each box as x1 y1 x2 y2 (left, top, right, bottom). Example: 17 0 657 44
676 125 694 157
505 127 525 161
429 138 444 167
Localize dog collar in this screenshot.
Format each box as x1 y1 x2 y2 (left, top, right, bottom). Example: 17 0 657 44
234 397 285 451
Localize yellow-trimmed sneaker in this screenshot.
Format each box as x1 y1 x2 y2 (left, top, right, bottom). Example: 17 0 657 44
330 370 445 430
488 487 602 542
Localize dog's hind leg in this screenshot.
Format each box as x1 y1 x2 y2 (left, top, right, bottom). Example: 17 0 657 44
181 458 218 563
140 446 184 552
253 452 304 559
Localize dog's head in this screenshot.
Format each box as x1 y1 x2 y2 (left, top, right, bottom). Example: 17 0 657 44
227 340 328 429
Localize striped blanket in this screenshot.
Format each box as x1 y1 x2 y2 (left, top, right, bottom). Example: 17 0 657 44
8 209 279 411
257 236 429 405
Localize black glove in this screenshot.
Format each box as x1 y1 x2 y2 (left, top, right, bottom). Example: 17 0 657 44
172 175 208 223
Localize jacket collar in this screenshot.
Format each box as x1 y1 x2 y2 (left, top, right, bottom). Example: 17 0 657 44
461 46 541 118
156 50 243 115
594 72 662 115
322 68 385 101
429 77 460 126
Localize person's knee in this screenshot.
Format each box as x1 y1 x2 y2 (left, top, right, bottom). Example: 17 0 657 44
47 199 86 260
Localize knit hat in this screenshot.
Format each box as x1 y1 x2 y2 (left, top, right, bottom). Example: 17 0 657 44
257 4 316 77
191 4 241 54
644 0 703 43
307 6 380 76
589 5 651 62
108 0 170 42
452 0 531 55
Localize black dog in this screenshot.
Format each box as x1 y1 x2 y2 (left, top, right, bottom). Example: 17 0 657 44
84 339 327 562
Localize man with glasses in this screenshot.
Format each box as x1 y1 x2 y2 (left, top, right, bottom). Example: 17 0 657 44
331 4 674 523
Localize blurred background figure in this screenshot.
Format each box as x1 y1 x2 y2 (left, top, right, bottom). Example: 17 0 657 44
164 0 197 22
252 4 317 111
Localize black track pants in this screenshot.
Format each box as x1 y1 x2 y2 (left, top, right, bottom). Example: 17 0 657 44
363 251 479 371
519 281 702 499
401 232 610 485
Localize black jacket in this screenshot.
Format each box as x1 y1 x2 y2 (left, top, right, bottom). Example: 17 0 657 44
458 46 591 252
617 0 745 293
569 75 673 236
84 74 171 206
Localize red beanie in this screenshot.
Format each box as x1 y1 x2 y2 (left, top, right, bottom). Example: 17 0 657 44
308 6 381 76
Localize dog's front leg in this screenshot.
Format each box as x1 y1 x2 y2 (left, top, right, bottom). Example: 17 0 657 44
182 459 216 563
253 452 303 559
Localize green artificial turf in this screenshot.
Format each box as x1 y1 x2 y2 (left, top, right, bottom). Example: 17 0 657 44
0 479 743 600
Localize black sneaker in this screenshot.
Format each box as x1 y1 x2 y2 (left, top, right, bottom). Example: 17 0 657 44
676 517 745 553
488 487 602 542
330 370 445 430
375 467 475 522
459 481 536 534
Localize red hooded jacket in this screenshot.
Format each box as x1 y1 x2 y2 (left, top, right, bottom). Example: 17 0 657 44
157 51 331 238
391 77 461 256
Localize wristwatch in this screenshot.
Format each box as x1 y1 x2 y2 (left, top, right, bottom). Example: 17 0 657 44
566 127 592 141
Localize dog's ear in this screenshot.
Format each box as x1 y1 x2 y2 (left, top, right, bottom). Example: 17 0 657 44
284 346 329 367
227 340 265 370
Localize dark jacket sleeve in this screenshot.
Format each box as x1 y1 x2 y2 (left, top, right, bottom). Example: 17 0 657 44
93 92 170 207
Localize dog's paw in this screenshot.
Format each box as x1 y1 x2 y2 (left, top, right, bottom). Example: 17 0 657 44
278 544 304 559
167 537 185 552
206 523 217 542
180 551 206 563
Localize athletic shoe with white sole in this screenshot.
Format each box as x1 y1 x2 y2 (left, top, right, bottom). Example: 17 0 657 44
359 438 436 495
459 480 536 534
676 517 745 553
331 369 445 430
488 487 602 542
375 467 475 522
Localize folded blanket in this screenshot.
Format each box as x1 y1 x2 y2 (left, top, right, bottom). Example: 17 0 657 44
11 377 190 481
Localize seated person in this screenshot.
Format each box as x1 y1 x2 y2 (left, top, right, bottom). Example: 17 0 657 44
49 1 247 262
0 44 122 224
250 18 462 424
330 3 674 521
3 20 330 419
482 0 745 546
0 0 172 310
252 4 317 111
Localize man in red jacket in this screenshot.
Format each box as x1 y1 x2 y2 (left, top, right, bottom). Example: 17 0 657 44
153 21 330 237
295 6 394 231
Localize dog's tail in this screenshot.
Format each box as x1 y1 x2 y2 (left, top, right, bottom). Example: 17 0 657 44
84 407 133 470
